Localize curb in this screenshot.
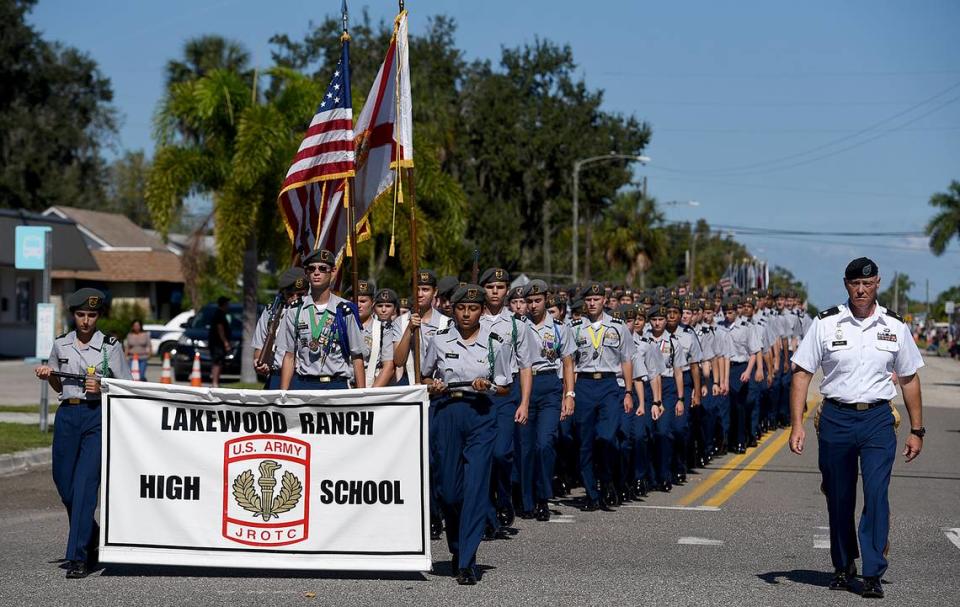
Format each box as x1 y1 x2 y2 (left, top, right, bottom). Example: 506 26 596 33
0 447 51 478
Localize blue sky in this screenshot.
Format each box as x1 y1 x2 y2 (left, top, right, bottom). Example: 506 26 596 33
29 0 960 308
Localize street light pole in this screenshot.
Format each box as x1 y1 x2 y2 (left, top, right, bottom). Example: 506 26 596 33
571 153 650 284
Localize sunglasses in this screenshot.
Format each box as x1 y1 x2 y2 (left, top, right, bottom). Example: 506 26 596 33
305 264 331 274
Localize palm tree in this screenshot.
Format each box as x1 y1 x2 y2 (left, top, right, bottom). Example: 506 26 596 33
926 180 960 255
599 192 667 286
166 35 252 87
147 65 323 382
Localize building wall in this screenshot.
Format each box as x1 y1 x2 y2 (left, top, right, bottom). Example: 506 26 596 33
0 266 43 357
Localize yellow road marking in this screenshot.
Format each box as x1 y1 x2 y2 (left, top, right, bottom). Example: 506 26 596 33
702 404 813 508
676 433 773 507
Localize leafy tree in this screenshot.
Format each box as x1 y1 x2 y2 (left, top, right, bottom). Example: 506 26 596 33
166 35 252 88
926 180 960 255
104 150 151 227
147 39 323 381
931 285 960 321
0 0 116 211
878 272 914 313
595 192 666 286
768 265 808 302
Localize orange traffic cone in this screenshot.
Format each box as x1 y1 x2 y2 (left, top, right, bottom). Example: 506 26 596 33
190 351 202 387
130 353 141 381
160 352 172 384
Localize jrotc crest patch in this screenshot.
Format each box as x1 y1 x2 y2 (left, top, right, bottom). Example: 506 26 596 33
223 435 310 546
295 278 305 290
87 296 101 309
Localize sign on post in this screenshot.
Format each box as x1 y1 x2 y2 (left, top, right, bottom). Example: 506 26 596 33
35 303 55 359
946 301 956 315
15 226 51 270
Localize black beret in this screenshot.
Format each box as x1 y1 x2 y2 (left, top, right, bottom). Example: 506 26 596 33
451 284 485 305
722 298 739 311
682 298 699 311
583 282 604 297
68 288 106 312
742 295 756 306
570 298 585 312
641 295 655 305
619 303 637 320
375 288 398 306
437 276 459 299
479 267 510 285
523 279 549 298
845 257 878 280
545 294 561 309
278 268 307 291
356 279 375 297
635 304 647 319
648 304 668 319
302 248 335 267
507 286 525 301
666 297 683 311
398 296 410 308
416 269 437 287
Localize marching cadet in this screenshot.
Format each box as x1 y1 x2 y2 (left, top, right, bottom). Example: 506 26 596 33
517 280 576 521
690 299 719 466
508 285 528 316
790 258 924 599
437 276 460 317
569 282 634 509
35 288 132 578
399 296 411 317
630 305 665 498
546 294 566 324
699 298 730 459
421 284 514 585
277 249 368 390
569 297 584 321
356 280 399 388
394 270 452 385
646 303 685 492
614 303 639 503
374 287 400 322
720 297 762 453
773 290 798 428
665 297 702 483
253 268 308 389
478 267 534 531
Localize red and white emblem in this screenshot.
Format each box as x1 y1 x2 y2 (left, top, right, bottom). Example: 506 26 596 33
222 434 310 547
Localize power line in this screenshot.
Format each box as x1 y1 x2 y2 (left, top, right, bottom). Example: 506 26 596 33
730 232 931 254
663 219 925 238
644 172 928 200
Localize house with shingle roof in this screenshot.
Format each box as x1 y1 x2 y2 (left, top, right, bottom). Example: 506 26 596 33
42 206 185 322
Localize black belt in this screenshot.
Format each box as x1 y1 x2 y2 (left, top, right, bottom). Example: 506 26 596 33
532 368 559 376
296 374 349 383
826 398 888 411
730 360 748 366
578 372 616 380
63 397 100 406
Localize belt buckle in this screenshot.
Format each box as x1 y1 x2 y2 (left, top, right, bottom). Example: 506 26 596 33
856 402 868 411
319 376 332 383
450 390 465 399
591 372 602 380
68 398 80 405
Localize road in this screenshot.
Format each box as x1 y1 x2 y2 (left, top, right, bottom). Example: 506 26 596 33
0 355 958 606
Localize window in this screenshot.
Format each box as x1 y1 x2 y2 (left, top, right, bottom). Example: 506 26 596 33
15 278 33 323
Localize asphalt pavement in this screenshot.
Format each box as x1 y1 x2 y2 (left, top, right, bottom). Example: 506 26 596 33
0 355 957 606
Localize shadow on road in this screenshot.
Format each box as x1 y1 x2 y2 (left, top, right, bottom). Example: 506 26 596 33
756 569 834 587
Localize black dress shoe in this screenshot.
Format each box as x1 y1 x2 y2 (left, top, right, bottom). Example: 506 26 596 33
430 517 443 540
861 576 883 598
658 481 672 493
65 561 90 579
735 444 746 454
553 478 568 497
829 566 856 591
496 507 515 528
602 483 620 508
518 510 535 520
582 498 599 512
535 501 550 522
456 567 477 585
482 523 497 541
747 437 758 448
619 489 631 503
673 473 687 485
450 553 459 577
632 479 648 500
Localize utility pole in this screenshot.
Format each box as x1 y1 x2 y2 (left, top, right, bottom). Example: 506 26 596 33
893 271 899 314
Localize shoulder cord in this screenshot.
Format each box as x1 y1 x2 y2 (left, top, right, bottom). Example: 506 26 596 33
486 333 496 380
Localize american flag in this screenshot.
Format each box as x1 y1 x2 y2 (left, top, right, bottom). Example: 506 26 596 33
278 40 355 259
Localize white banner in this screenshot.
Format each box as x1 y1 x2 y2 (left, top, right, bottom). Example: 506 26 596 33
98 380 431 571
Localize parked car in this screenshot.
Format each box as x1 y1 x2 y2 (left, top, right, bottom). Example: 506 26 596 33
173 303 262 381
144 310 195 358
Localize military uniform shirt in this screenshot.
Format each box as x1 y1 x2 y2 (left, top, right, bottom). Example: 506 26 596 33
792 303 923 403
667 325 703 372
362 317 399 369
633 334 666 381
252 304 299 369
526 317 576 378
481 308 537 374
49 330 132 401
276 293 368 379
421 324 513 392
647 331 683 378
719 316 762 362
569 313 634 373
695 323 718 361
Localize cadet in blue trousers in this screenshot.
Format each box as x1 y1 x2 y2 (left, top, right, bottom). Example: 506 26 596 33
422 284 513 585
517 280 575 521
253 268 307 389
569 283 635 510
647 303 685 492
790 257 924 600
35 288 132 578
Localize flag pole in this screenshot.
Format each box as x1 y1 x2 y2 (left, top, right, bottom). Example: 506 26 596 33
407 167 421 383
342 0 360 305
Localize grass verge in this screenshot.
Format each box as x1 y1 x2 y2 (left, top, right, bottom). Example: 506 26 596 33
0 422 54 455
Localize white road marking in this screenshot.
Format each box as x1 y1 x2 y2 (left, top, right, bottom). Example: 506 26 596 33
550 515 576 524
627 505 721 512
678 537 724 546
943 528 960 551
814 534 830 549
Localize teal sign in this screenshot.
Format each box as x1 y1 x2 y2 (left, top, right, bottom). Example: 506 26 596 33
15 226 51 270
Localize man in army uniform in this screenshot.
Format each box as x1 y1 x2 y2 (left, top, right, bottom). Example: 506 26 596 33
276 249 368 390
35 288 132 578
253 268 308 389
